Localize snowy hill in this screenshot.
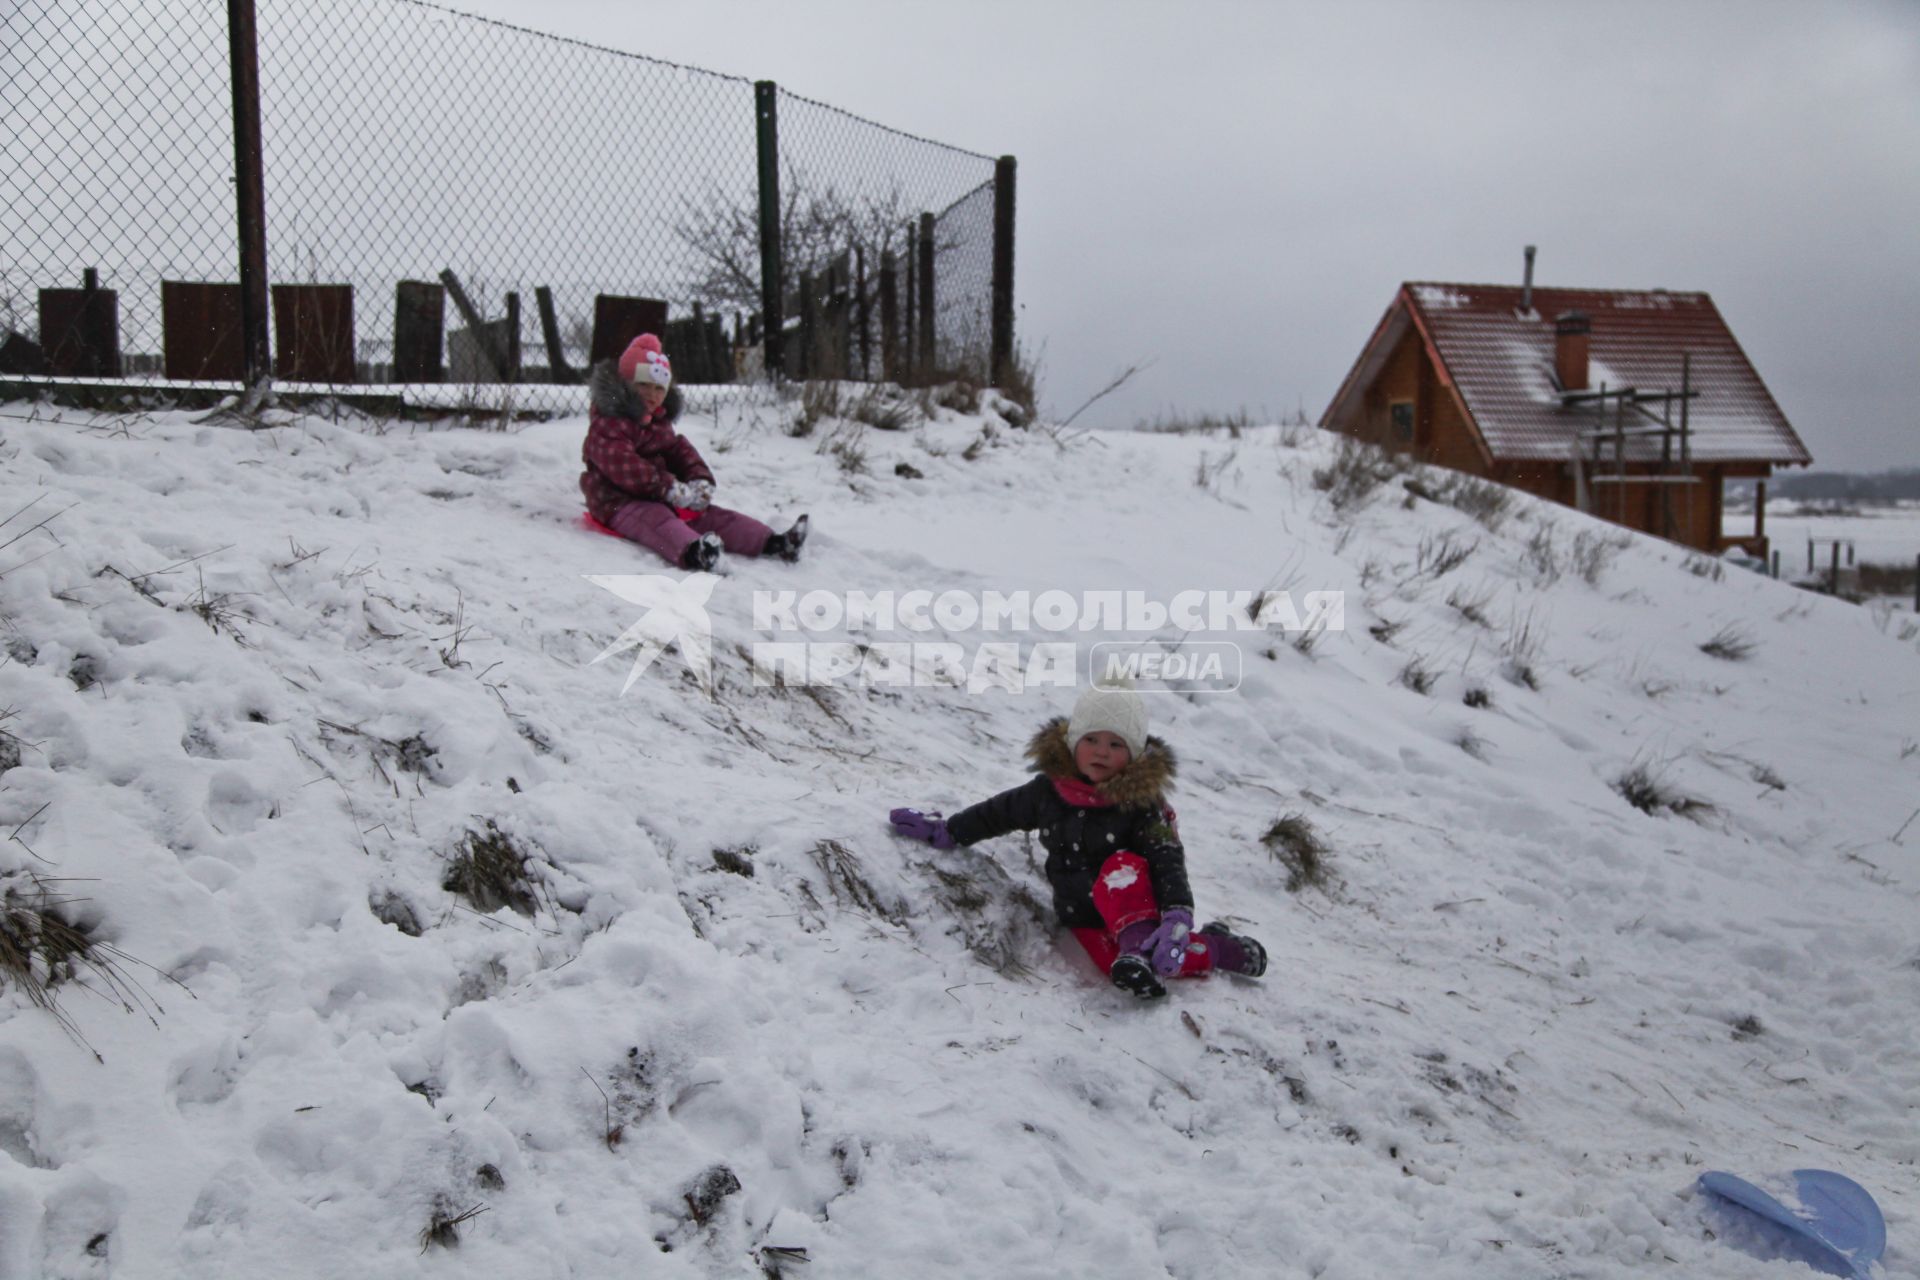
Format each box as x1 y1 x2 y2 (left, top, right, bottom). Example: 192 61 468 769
0 390 1914 1279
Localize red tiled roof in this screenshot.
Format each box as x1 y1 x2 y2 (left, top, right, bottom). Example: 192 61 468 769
1325 282 1811 466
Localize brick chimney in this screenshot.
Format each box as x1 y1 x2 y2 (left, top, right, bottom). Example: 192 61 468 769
1555 311 1590 392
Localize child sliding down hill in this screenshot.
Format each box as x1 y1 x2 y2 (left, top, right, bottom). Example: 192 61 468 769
888 683 1267 999
581 333 808 572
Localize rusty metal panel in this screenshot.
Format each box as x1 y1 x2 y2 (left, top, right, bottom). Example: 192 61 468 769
393 281 445 383
38 287 121 377
271 283 355 382
162 281 245 381
590 295 668 367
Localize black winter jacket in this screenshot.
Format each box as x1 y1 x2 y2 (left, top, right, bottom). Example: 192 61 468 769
945 718 1193 929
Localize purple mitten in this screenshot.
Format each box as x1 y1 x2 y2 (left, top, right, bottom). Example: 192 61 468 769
888 808 955 849
1143 908 1194 977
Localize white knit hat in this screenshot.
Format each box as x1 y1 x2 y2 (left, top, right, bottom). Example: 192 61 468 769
1067 681 1148 759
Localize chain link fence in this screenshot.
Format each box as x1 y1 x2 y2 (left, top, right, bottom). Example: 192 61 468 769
1 0 1013 415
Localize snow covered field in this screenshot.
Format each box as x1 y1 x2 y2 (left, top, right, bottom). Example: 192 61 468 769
0 391 1915 1278
1761 502 1920 575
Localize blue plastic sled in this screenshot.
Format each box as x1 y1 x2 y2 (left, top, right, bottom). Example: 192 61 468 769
1698 1169 1886 1278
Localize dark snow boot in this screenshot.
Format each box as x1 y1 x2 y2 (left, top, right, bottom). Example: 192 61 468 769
1200 922 1267 978
1110 952 1167 1000
680 532 723 572
762 514 809 563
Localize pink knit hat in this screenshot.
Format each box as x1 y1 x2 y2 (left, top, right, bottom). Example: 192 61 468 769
618 333 673 389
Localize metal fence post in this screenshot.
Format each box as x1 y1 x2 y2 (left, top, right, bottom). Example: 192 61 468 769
754 81 783 379
991 154 1016 389
917 211 935 375
227 0 271 390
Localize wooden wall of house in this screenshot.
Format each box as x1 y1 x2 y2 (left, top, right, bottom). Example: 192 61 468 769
1352 325 1425 448
1492 462 1569 506
1422 379 1489 478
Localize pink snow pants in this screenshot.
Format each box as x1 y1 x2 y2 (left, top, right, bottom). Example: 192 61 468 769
608 499 772 565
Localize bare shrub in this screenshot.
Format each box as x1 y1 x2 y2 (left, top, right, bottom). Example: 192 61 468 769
1440 474 1513 531
1570 529 1625 585
790 380 841 438
1503 607 1544 691
1698 624 1757 661
1194 449 1239 493
1398 656 1436 695
1446 583 1495 628
847 385 921 432
1683 554 1725 581
997 343 1041 426
1462 685 1492 709
1143 408 1251 437
1368 617 1404 646
1260 813 1329 892
1312 436 1401 512
1523 522 1561 584
1414 531 1477 579
820 422 869 476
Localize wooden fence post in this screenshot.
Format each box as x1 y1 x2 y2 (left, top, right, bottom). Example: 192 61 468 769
535 286 574 382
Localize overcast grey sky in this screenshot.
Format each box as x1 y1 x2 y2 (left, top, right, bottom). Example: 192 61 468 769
459 0 1919 471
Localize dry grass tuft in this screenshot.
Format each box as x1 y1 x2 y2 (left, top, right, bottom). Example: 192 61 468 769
418 1200 488 1252
1260 812 1329 892
1614 761 1716 821
441 821 539 916
1698 624 1757 661
1 870 171 1058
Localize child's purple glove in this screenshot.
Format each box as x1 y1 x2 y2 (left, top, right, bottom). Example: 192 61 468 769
889 808 955 850
1143 908 1194 976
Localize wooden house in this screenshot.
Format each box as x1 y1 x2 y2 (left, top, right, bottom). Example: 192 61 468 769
1319 270 1811 556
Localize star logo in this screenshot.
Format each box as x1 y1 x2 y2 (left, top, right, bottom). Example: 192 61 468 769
584 572 719 697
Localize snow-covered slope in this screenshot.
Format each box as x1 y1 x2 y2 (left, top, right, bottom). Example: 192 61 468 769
0 391 1914 1279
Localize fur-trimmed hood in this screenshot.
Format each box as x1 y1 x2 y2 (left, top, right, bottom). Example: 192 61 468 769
589 358 683 424
1025 716 1176 809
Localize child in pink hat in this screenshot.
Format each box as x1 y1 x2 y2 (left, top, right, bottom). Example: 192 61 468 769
581 333 807 571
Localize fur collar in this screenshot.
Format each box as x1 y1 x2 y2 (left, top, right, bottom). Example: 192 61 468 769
588 358 683 424
1025 716 1175 809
